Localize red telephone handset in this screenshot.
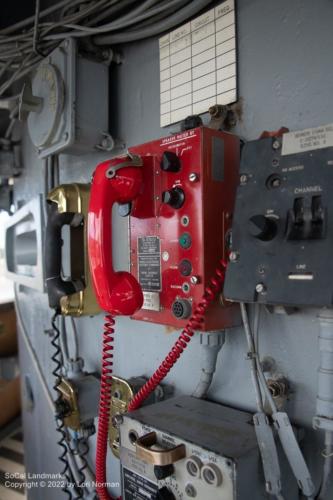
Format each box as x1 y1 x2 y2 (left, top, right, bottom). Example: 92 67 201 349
88 153 144 315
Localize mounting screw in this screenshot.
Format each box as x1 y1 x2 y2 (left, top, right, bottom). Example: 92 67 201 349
190 276 200 285
255 283 266 294
229 251 239 262
272 140 281 150
189 172 199 182
240 174 248 185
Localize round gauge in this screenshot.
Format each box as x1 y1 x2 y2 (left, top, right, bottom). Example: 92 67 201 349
28 63 64 148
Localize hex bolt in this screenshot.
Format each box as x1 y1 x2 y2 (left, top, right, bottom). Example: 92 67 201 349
229 251 239 262
190 276 200 285
272 140 281 150
240 174 248 185
255 283 266 294
185 484 197 498
189 172 199 182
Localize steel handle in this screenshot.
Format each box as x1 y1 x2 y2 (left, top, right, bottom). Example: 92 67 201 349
136 431 186 466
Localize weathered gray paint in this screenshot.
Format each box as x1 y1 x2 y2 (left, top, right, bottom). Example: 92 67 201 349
14 0 333 497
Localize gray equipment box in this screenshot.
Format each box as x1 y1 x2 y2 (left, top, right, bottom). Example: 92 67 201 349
20 38 111 158
119 396 297 500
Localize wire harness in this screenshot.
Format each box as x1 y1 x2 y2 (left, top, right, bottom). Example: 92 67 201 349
51 313 80 499
0 0 212 98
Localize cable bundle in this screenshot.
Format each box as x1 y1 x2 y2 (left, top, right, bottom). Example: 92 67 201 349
0 0 212 98
51 313 78 499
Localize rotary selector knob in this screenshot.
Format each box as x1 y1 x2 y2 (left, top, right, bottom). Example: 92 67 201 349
161 151 181 172
162 187 185 209
248 215 277 241
154 464 174 480
156 486 176 500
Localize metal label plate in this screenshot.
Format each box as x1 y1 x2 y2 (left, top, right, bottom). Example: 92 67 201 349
138 236 161 292
282 123 333 156
122 468 158 500
142 291 160 311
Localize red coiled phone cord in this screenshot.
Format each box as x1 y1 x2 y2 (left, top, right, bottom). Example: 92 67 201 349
96 258 227 499
95 314 119 500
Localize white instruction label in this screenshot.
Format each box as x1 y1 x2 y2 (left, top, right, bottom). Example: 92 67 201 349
142 292 160 311
159 0 237 127
282 123 333 156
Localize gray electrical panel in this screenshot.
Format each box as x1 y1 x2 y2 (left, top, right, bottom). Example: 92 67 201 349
119 396 297 500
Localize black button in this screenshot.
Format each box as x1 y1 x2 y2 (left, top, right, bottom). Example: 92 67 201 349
161 151 181 172
178 259 192 276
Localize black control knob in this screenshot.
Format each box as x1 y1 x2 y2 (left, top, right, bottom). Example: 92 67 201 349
154 464 174 480
161 151 181 172
162 187 185 209
248 215 277 241
181 114 203 131
156 486 176 500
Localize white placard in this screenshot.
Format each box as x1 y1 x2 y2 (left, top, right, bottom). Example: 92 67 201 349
159 0 237 127
282 123 333 156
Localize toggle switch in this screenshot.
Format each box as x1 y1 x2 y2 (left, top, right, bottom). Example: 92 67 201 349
286 196 326 240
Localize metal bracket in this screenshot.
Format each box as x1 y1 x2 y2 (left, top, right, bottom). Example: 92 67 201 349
313 416 333 432
253 412 282 497
109 375 169 458
105 152 143 179
273 412 315 496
